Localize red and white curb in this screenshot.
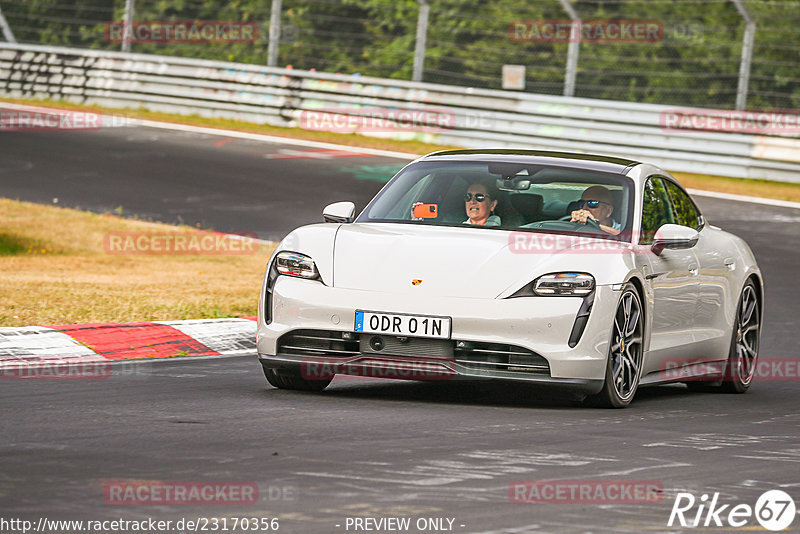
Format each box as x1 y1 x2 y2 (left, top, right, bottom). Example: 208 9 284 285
0 318 257 373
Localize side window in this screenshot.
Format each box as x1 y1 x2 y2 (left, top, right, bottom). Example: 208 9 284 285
640 177 673 244
382 173 436 219
664 179 702 230
441 175 470 220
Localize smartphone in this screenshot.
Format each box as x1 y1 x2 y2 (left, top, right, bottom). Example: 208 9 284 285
412 203 438 219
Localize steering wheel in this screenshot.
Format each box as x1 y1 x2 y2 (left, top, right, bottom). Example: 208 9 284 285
559 214 602 230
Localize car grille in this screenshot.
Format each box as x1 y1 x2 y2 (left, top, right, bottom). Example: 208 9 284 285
359 335 452 358
277 330 550 376
454 341 550 375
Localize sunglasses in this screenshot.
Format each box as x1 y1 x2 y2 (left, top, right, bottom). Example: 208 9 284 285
579 199 611 209
464 193 490 202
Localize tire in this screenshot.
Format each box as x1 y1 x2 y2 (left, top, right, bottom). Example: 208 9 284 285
683 280 760 393
587 283 644 408
262 364 333 391
721 280 760 393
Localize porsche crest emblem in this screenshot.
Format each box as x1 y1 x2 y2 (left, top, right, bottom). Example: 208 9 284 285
411 279 423 286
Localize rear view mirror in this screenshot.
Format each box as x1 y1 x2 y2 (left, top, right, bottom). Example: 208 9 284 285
322 201 355 223
652 224 699 254
488 162 527 176
489 162 545 191
496 178 531 191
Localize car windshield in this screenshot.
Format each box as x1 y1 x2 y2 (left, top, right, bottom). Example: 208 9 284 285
357 160 634 240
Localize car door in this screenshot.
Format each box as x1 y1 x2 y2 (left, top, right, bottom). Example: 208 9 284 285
662 179 734 362
639 176 700 375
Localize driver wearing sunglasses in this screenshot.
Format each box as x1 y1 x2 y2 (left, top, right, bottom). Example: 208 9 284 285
570 185 621 235
463 183 501 226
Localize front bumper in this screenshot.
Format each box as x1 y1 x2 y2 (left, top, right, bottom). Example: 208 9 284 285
257 277 620 393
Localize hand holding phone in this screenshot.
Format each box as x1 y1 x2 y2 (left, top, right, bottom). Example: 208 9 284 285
412 203 438 219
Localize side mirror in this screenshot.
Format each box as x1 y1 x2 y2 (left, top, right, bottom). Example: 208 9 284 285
322 201 355 223
651 224 699 255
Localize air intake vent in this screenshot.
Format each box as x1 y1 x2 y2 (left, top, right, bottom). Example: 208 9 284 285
277 330 360 358
454 341 550 375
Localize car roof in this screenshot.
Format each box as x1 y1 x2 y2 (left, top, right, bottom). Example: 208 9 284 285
421 149 640 175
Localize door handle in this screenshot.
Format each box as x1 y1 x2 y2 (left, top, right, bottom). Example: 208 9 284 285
724 258 736 270
688 264 699 276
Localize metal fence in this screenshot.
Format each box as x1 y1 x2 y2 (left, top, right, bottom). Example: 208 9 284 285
2 42 799 182
1 0 798 111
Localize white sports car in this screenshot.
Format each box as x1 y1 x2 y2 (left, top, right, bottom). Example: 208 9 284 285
256 150 763 407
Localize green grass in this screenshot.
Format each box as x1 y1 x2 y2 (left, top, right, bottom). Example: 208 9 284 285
0 233 61 256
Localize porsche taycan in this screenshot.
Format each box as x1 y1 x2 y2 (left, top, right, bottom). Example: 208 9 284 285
256 150 763 407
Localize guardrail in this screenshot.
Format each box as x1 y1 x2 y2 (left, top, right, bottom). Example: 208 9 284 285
2 43 798 182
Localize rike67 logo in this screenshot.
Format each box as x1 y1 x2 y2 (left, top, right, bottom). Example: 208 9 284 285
668 489 795 531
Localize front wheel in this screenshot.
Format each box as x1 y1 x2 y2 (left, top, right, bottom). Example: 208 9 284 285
262 364 333 391
587 284 644 408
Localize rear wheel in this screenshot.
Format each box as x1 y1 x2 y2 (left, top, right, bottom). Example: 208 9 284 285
721 281 760 393
262 364 333 391
587 284 644 408
684 280 760 393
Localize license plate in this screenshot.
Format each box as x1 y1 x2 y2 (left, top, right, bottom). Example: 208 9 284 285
354 310 451 340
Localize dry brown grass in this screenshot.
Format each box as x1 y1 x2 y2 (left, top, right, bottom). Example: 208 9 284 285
0 198 274 327
4 97 799 203
671 172 800 203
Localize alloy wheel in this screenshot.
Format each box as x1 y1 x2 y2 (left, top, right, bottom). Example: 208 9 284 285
730 283 759 388
610 289 644 401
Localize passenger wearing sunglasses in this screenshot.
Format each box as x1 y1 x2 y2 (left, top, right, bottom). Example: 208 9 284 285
463 183 501 226
570 185 621 235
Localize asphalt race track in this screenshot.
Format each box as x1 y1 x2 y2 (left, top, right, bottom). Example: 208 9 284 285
2 119 799 533
0 121 406 241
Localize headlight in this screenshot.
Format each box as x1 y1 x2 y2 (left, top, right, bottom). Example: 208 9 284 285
275 251 319 279
532 273 594 296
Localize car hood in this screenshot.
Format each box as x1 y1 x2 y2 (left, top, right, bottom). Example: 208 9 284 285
331 223 620 298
